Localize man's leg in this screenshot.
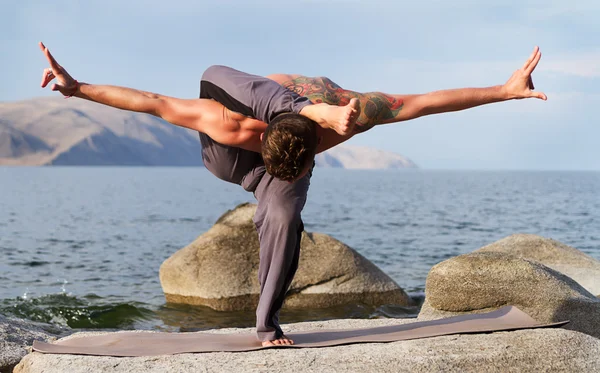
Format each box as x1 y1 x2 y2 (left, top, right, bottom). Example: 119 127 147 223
201 65 312 123
201 65 359 134
198 73 312 344
198 77 264 188
273 75 407 130
252 167 311 344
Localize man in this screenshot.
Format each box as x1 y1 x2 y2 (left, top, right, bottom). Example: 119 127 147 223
39 42 546 346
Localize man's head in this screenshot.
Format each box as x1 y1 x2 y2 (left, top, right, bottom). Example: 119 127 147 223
261 113 319 182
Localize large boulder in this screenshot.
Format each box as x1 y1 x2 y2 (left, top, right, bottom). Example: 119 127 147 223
476 234 600 296
418 252 600 338
14 320 600 373
0 314 64 373
160 203 411 311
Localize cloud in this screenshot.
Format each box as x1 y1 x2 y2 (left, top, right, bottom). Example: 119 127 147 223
541 52 600 78
522 0 600 21
355 58 518 94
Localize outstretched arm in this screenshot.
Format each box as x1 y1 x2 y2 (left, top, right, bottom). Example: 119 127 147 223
383 46 546 124
38 42 226 137
278 47 547 152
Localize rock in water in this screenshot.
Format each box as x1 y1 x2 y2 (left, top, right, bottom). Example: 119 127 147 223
160 203 411 311
476 233 600 296
418 251 600 338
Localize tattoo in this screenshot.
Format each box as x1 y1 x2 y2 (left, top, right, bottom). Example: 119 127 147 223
281 76 404 133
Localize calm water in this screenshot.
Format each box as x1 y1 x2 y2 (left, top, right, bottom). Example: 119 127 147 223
1 168 599 331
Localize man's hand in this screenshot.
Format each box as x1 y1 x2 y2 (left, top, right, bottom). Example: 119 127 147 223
502 46 547 101
39 42 79 97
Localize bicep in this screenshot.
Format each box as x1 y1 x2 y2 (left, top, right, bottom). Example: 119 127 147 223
156 97 222 133
156 98 251 148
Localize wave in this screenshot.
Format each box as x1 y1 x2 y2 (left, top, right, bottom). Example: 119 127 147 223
0 292 423 332
0 293 154 329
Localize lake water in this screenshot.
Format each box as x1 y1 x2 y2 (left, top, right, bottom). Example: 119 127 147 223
1 167 599 332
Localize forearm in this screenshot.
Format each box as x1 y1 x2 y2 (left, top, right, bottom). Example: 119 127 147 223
38 43 232 138
74 83 166 116
411 85 509 118
316 86 510 152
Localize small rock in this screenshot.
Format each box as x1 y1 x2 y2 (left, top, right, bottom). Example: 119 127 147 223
0 314 65 373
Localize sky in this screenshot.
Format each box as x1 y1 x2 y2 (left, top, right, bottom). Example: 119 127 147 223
2 0 599 170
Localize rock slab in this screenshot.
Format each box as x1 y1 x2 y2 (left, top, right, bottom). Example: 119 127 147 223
160 203 411 311
14 319 600 373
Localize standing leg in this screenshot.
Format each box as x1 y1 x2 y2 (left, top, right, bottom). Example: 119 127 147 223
252 168 311 344
197 76 309 344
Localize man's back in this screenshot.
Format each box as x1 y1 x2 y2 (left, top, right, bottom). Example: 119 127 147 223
220 73 367 154
266 74 397 152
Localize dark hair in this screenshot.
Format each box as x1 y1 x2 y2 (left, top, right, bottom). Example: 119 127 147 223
261 113 318 181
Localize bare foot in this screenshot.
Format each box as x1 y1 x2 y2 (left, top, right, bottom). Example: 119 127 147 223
261 335 294 347
300 98 361 136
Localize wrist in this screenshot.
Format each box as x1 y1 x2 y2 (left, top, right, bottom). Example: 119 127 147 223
498 85 515 100
65 80 80 99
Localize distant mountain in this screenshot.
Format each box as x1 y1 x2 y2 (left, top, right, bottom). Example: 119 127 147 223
315 145 417 169
0 97 203 166
0 97 417 169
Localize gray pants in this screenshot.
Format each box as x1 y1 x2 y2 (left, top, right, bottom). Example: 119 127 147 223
199 66 312 341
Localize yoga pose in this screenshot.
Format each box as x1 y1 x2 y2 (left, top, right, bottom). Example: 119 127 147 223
39 42 546 346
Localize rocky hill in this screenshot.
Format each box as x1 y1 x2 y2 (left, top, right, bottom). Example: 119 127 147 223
315 145 417 169
0 97 417 169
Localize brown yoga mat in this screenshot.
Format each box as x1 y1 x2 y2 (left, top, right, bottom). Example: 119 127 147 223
33 306 568 357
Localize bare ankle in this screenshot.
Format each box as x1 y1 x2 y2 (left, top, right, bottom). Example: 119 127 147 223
299 104 327 125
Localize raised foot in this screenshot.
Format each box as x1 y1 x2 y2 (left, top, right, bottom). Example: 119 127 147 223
301 98 361 136
262 335 294 347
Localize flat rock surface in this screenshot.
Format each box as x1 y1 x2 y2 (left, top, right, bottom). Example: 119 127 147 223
476 234 600 296
15 318 600 373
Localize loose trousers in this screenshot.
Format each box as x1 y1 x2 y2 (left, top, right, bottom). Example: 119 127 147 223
199 66 312 341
